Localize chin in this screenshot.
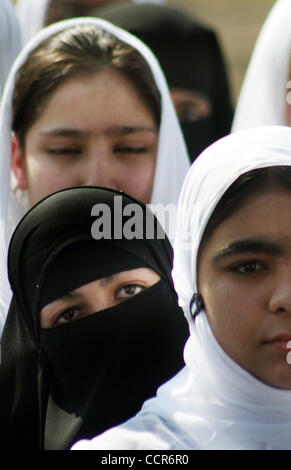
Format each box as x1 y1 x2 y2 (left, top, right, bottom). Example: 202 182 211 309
259 366 291 390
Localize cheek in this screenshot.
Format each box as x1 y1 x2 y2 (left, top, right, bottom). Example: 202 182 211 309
24 154 82 205
202 280 237 329
202 278 267 360
119 159 156 203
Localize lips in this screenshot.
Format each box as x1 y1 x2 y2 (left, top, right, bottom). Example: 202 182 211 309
265 334 291 352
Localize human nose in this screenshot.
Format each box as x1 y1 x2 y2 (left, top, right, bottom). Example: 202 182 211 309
84 151 119 190
268 266 291 315
87 288 115 314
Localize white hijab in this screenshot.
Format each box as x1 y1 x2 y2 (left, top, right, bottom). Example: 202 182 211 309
0 17 189 336
15 0 165 44
232 0 291 132
16 0 50 44
0 0 22 97
72 125 291 450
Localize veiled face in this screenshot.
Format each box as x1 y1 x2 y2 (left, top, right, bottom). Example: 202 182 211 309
40 267 161 328
198 189 291 389
170 88 212 124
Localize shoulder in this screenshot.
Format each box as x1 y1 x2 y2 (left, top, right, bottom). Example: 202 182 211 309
71 413 174 450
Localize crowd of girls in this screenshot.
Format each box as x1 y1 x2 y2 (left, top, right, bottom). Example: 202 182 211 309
1 0 291 451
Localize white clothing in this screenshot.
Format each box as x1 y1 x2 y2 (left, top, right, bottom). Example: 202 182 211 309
232 0 291 131
0 17 190 336
72 125 291 450
0 0 21 97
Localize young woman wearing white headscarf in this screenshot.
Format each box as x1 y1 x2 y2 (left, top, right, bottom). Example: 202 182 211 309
232 0 291 131
16 0 165 44
72 125 291 450
0 17 189 336
0 0 21 97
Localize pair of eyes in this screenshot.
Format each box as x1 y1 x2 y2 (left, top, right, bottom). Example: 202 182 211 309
47 283 145 328
47 145 149 156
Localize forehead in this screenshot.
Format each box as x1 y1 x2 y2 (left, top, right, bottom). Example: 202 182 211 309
205 189 291 250
26 70 157 134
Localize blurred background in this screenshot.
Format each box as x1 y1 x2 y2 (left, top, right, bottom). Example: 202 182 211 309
13 0 277 104
167 0 276 103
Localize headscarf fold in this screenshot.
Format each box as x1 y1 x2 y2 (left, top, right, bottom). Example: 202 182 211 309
232 0 291 131
0 0 21 98
16 0 50 44
72 126 291 450
0 16 190 336
0 186 189 449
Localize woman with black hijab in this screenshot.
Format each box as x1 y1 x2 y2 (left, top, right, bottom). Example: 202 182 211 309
0 186 189 450
97 2 234 162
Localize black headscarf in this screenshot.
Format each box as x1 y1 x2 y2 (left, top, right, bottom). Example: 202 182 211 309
96 2 234 162
0 186 189 450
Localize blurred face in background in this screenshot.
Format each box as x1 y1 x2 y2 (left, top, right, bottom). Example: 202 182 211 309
45 0 125 24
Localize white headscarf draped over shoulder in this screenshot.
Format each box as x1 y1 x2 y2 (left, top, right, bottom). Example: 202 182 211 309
0 17 189 336
72 126 291 451
232 0 291 131
0 0 22 97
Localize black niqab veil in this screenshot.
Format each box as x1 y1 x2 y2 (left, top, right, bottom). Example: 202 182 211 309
0 186 189 450
97 2 233 162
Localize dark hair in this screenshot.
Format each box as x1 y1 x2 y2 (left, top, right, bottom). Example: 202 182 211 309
12 24 161 148
198 166 291 261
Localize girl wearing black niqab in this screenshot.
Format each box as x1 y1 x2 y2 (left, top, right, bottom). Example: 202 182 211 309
97 2 234 162
0 186 189 450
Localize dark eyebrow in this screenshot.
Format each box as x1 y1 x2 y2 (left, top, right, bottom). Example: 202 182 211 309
57 291 83 302
99 272 120 288
40 129 89 138
56 275 120 300
40 126 156 138
104 126 156 137
43 274 122 309
213 237 284 263
40 290 84 311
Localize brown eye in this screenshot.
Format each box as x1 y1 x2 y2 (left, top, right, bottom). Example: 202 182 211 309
117 284 144 299
232 262 265 274
114 145 147 154
54 308 80 327
177 108 201 123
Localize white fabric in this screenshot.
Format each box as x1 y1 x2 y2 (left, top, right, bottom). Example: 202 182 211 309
72 125 291 450
0 17 190 336
0 0 22 97
232 0 291 131
16 0 50 44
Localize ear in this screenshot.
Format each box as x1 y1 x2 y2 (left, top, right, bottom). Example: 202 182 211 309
11 133 28 190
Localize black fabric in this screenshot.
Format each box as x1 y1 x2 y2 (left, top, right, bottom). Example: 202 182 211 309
97 2 234 162
38 240 160 310
0 186 189 450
